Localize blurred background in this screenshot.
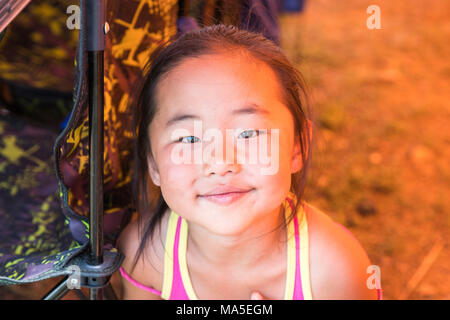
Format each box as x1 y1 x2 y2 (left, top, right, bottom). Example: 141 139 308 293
0 0 448 299
288 0 449 300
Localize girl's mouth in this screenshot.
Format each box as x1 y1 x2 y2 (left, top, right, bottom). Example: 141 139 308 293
198 188 254 206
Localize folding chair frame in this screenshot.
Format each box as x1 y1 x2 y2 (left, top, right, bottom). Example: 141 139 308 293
41 0 121 300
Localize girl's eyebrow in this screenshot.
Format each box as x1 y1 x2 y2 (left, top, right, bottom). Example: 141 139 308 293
232 103 270 116
165 103 269 128
165 114 200 128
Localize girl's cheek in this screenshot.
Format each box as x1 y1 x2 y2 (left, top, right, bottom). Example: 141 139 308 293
161 147 197 185
167 170 190 190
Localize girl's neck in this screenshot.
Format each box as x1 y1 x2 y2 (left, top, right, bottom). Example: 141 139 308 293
187 205 286 269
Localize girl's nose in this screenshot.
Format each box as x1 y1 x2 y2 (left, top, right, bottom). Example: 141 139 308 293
202 159 241 177
202 138 241 177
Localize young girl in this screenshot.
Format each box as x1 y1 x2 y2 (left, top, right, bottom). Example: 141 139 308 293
118 25 382 300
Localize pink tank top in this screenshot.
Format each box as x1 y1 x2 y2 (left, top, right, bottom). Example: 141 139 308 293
119 194 383 300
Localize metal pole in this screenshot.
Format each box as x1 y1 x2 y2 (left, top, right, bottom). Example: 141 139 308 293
86 0 106 299
86 0 105 266
90 287 104 300
88 50 104 266
42 277 70 300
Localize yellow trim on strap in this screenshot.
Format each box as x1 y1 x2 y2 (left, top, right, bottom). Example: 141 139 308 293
161 210 178 300
284 197 296 300
298 205 313 300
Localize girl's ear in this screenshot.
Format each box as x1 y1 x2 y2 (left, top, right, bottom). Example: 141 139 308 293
291 119 312 174
147 155 161 186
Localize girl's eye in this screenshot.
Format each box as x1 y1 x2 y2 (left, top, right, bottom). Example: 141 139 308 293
178 136 200 143
238 129 261 139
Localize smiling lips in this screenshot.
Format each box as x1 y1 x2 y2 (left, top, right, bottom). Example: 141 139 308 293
198 186 254 205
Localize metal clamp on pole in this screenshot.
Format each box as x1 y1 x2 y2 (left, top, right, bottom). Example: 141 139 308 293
67 247 124 289
40 247 124 300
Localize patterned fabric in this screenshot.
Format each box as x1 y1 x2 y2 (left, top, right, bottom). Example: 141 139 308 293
0 0 76 126
0 111 82 285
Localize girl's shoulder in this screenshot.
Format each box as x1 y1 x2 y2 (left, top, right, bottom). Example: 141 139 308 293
302 202 379 299
117 207 172 298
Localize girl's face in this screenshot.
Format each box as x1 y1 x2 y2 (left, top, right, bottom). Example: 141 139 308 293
147 52 304 237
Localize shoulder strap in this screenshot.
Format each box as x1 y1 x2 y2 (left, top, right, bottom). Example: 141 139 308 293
161 211 191 300
285 195 313 300
119 266 162 296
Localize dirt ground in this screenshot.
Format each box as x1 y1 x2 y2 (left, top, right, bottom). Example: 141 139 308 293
281 0 449 299
1 0 448 300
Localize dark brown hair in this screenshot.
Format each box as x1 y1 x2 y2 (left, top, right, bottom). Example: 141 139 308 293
129 24 312 271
